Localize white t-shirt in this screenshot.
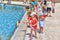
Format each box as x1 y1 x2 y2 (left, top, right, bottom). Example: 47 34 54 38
37 2 41 7
47 1 52 8
37 7 42 15
36 2 42 15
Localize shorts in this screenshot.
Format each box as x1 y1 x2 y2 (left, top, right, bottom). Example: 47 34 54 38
39 20 45 27
47 7 51 11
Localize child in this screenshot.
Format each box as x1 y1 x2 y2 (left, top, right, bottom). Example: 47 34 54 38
29 3 34 11
26 6 31 27
30 13 38 40
40 0 47 16
39 15 46 33
26 6 31 13
36 0 42 16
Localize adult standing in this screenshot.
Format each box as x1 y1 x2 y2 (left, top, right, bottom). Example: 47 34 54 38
31 0 37 7
52 0 58 6
40 0 47 15
47 0 52 17
36 0 42 15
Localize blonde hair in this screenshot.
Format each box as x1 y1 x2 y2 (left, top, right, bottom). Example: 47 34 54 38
27 11 31 17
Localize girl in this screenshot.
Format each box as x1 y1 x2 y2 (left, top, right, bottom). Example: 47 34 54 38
30 13 38 40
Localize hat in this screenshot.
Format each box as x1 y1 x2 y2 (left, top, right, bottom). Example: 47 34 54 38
31 11 36 16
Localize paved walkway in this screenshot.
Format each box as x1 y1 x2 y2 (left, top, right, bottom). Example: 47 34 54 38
11 11 28 40
11 3 60 40
45 3 60 40
25 3 60 40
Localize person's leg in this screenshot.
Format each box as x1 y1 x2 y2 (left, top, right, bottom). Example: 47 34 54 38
3 0 4 1
52 7 55 13
49 7 52 16
49 11 51 16
30 29 32 40
40 27 43 32
48 10 52 17
54 2 55 6
38 26 44 33
47 7 51 17
34 29 37 38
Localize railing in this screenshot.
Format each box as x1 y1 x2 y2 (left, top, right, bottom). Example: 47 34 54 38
0 1 29 7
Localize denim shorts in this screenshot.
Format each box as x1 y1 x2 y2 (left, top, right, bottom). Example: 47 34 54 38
39 20 46 27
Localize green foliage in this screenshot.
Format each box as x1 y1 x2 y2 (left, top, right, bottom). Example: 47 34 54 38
12 0 19 1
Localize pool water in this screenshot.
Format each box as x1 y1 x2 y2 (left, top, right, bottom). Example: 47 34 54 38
0 4 26 40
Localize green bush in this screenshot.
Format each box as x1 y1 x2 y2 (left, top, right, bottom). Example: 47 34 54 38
12 0 19 1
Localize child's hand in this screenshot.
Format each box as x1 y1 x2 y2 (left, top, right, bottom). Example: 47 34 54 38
22 21 29 24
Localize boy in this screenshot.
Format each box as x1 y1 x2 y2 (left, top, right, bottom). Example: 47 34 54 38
26 6 31 28
39 15 46 33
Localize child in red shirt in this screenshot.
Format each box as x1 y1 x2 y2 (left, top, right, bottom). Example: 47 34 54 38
30 13 38 40
24 13 38 39
30 15 37 30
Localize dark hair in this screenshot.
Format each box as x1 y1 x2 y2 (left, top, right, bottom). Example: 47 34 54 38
26 6 29 9
44 0 47 5
30 3 34 7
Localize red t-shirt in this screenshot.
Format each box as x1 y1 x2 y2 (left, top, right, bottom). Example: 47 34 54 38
43 13 48 19
30 17 37 30
28 16 32 20
36 3 38 11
